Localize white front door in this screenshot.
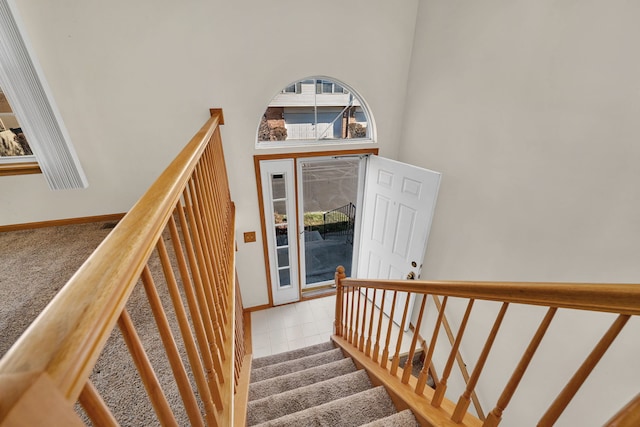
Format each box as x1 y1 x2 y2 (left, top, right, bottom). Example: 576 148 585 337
357 155 441 329
260 159 300 305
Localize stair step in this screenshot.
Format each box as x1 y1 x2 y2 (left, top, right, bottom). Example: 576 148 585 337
250 347 345 383
360 409 420 427
249 357 357 401
251 341 336 370
247 370 372 425
253 385 398 427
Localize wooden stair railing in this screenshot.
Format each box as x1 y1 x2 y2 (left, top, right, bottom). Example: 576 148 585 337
0 109 249 426
333 266 640 426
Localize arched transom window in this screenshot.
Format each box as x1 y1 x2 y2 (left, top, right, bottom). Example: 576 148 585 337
257 77 374 148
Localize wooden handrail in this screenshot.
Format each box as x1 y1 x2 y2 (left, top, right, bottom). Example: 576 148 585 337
335 270 640 426
340 278 640 315
0 111 246 426
0 113 221 401
607 393 640 427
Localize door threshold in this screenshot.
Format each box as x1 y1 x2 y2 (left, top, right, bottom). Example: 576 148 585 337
301 286 336 301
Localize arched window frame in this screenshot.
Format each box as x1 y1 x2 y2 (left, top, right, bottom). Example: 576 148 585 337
256 76 376 149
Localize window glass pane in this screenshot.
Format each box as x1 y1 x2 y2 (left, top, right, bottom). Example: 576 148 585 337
271 173 286 199
258 77 371 144
277 247 289 267
301 158 358 284
273 200 287 220
279 268 291 287
275 224 288 246
0 87 33 157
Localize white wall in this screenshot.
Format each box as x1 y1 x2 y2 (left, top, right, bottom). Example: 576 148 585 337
403 1 640 425
2 0 419 308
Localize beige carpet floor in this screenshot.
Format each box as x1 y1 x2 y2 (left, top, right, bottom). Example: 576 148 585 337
0 221 195 426
0 221 115 358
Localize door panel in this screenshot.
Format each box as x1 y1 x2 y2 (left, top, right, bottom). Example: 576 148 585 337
357 155 441 329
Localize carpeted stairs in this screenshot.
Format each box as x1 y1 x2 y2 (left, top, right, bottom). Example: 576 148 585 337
247 341 420 426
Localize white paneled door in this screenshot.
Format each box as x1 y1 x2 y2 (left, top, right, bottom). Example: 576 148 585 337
357 155 441 330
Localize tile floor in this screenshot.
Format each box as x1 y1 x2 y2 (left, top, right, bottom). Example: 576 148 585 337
251 296 336 358
250 294 413 359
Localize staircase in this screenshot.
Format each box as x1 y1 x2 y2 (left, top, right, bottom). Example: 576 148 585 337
246 341 419 426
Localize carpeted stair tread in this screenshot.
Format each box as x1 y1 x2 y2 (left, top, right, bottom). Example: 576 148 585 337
247 369 372 425
251 341 336 369
251 347 345 383
253 385 398 427
360 409 420 426
249 357 357 401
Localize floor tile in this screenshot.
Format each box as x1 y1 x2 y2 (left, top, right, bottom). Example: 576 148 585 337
268 328 288 344
250 294 413 358
252 332 270 350
285 325 305 341
270 341 289 355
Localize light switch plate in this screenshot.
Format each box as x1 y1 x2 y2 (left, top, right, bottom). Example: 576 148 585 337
244 231 257 243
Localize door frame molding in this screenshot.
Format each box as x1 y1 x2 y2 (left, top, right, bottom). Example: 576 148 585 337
254 148 378 308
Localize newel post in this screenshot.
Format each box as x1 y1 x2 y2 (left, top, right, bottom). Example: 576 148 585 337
334 266 346 337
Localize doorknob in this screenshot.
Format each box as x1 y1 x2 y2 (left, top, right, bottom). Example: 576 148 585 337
406 271 416 280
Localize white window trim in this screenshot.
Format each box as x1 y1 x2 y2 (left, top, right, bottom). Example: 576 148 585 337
0 0 87 189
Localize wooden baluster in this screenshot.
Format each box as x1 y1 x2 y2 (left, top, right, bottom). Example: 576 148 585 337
192 171 228 328
452 302 509 423
140 265 205 427
349 286 357 344
334 266 345 336
416 295 448 395
195 162 223 302
213 126 232 206
432 299 475 407
234 299 243 388
201 158 231 307
117 309 178 427
160 224 223 416
365 289 377 357
234 284 245 389
372 290 387 363
354 286 362 347
359 288 368 351
191 172 226 331
78 381 119 427
212 149 234 306
380 291 398 369
199 154 223 281
185 184 227 351
342 283 349 337
483 307 557 427
177 198 226 386
390 293 412 376
402 294 428 384
539 314 631 426
432 295 485 419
